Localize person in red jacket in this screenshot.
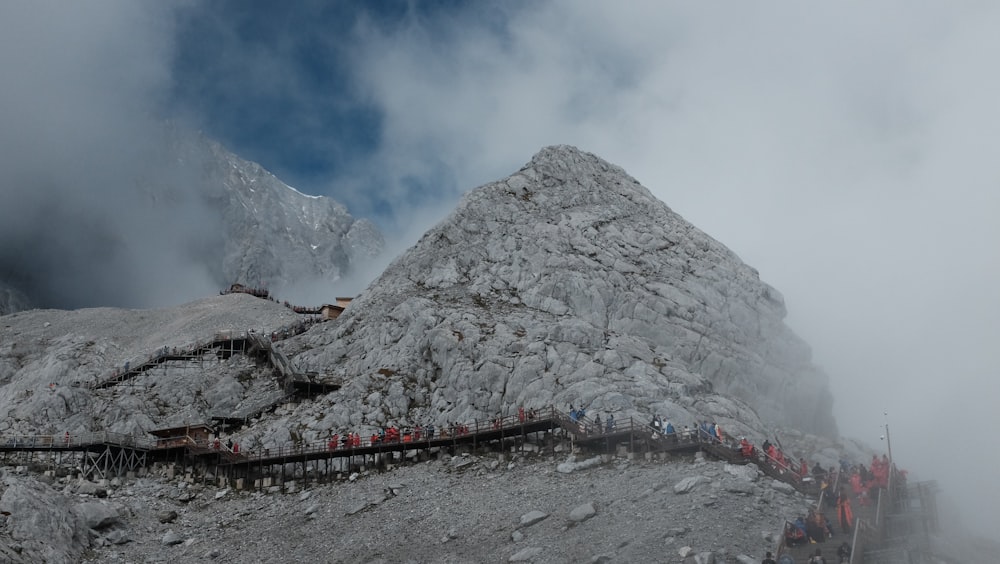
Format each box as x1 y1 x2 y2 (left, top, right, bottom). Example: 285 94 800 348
837 491 854 532
740 438 754 459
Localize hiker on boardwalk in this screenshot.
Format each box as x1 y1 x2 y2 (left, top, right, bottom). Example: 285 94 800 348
808 548 827 563
837 542 851 563
805 510 827 543
837 491 854 532
605 414 615 432
785 520 807 547
761 551 777 564
664 421 677 444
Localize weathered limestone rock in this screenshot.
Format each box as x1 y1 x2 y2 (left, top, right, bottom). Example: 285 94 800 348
674 476 710 494
105 529 130 545
509 547 543 562
568 502 596 523
161 531 185 546
280 145 836 447
724 463 760 482
694 552 716 564
0 477 90 564
770 479 796 495
723 480 755 495
519 510 549 528
73 501 121 529
75 481 108 498
556 456 603 474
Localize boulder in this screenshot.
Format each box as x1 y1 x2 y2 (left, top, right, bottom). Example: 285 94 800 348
674 476 709 494
723 480 755 495
75 481 108 498
694 552 716 564
509 547 543 562
73 502 120 530
724 463 760 482
770 480 796 495
105 529 130 545
568 503 596 523
556 456 604 474
519 510 549 528
161 530 184 546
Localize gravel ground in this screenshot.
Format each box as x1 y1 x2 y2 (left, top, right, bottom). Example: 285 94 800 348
81 449 803 564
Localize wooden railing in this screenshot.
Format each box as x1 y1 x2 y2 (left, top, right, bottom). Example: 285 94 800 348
1 431 157 450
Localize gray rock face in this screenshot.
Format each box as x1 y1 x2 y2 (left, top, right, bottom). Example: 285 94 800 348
0 293 303 435
284 145 835 437
0 478 90 564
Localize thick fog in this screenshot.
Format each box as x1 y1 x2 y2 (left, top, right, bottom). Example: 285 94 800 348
3 1 998 539
0 3 220 309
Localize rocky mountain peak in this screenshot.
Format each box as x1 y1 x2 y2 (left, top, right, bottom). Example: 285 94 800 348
279 145 835 442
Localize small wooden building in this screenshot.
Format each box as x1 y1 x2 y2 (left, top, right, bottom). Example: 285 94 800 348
334 297 353 308
149 424 215 449
319 304 345 320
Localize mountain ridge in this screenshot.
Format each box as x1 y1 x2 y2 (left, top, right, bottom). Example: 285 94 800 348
275 145 835 445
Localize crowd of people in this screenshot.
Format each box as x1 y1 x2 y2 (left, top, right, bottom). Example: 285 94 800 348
775 453 905 563
323 418 525 452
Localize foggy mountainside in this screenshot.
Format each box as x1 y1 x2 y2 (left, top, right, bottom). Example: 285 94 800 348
279 146 836 440
1 147 990 563
0 128 383 315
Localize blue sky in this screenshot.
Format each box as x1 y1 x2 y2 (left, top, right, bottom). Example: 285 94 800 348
3 1 1000 536
168 1 517 223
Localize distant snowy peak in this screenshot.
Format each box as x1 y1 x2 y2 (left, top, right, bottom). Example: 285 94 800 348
288 145 836 437
194 134 384 300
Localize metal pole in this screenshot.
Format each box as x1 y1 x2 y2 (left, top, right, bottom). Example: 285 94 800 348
885 422 893 469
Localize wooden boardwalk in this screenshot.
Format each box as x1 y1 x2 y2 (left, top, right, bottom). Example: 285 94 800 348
0 408 823 497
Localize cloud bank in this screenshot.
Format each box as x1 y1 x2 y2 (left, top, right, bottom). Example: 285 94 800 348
0 2 221 309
